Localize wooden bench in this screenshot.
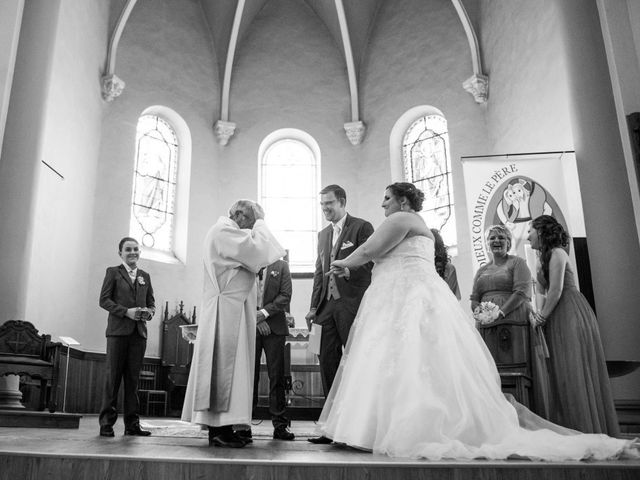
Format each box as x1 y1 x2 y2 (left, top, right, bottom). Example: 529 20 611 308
0 320 61 412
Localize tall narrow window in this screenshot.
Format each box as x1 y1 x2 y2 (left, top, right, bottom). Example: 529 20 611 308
259 131 321 273
129 114 178 253
402 114 457 248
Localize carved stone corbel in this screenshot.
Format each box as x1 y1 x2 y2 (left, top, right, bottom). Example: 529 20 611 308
101 74 125 102
463 73 489 104
101 0 137 102
214 120 237 146
344 120 366 145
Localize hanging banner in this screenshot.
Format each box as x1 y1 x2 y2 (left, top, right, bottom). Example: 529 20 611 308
460 152 585 272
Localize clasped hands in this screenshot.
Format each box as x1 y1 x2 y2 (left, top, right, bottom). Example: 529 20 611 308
326 260 350 279
126 307 153 322
251 203 265 221
529 311 547 327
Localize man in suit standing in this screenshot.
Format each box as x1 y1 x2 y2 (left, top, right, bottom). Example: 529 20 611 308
241 258 295 441
98 237 155 437
305 185 373 443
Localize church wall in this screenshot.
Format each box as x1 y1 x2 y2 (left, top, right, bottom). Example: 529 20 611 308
479 0 574 153
81 0 364 355
210 0 361 330
78 0 495 353
481 0 640 399
23 0 109 343
354 0 491 302
556 0 640 400
62 0 638 405
86 0 219 353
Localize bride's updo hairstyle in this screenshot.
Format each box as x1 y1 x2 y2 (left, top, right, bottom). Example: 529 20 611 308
386 182 425 212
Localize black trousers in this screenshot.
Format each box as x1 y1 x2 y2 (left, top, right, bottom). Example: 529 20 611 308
99 332 146 429
253 333 288 429
315 297 358 397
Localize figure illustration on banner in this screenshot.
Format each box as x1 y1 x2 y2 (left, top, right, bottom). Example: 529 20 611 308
493 177 554 257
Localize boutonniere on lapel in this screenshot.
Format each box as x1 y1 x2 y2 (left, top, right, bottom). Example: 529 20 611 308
137 276 146 286
269 270 279 278
340 241 354 250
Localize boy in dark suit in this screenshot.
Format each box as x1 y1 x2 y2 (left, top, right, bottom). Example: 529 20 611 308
98 237 155 437
252 258 294 440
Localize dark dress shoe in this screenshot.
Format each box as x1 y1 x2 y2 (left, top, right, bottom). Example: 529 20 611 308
209 431 246 448
273 426 295 441
235 429 253 444
124 425 151 436
307 435 332 444
99 426 114 437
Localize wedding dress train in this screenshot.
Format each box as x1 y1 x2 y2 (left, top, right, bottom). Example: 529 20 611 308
318 236 637 460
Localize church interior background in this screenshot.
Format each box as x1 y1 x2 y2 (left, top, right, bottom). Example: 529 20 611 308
1 0 640 420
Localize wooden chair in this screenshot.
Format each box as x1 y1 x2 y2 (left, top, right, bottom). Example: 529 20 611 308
138 369 167 417
161 303 194 416
0 320 61 412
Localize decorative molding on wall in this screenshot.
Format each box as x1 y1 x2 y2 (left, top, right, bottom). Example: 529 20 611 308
463 73 489 104
335 0 365 142
100 73 125 102
214 0 246 144
101 0 138 102
451 0 489 104
213 120 237 146
344 120 366 145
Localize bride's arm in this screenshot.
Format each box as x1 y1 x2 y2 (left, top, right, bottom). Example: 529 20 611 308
330 213 412 271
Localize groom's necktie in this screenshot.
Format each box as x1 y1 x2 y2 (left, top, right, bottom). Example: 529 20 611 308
332 224 341 247
328 225 342 301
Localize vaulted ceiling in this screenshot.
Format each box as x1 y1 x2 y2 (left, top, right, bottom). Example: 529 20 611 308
103 0 486 145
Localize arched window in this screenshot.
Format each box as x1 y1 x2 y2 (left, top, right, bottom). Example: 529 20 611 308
259 130 321 273
129 114 179 255
401 112 457 249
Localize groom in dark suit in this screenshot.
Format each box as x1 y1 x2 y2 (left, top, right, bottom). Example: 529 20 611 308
98 237 155 437
306 185 373 433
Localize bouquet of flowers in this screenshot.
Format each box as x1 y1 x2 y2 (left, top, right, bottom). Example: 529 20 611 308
473 301 501 325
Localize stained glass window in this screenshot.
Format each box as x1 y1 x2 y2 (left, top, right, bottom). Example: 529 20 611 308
402 114 456 247
260 138 320 272
129 114 178 253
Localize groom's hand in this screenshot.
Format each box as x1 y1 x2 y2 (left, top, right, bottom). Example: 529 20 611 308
305 309 316 330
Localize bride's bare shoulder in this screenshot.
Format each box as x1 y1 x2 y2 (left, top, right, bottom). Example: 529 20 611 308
384 211 417 225
385 212 431 235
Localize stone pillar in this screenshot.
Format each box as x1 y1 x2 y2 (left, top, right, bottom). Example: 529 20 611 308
0 0 62 320
0 375 24 409
556 0 640 365
0 0 24 156
0 0 62 409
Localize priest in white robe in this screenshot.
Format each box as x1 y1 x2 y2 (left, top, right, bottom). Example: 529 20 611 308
182 200 285 448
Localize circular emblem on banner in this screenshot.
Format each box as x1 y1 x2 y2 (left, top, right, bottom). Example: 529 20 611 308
483 176 568 260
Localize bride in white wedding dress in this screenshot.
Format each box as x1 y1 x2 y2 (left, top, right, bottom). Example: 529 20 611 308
316 182 638 460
